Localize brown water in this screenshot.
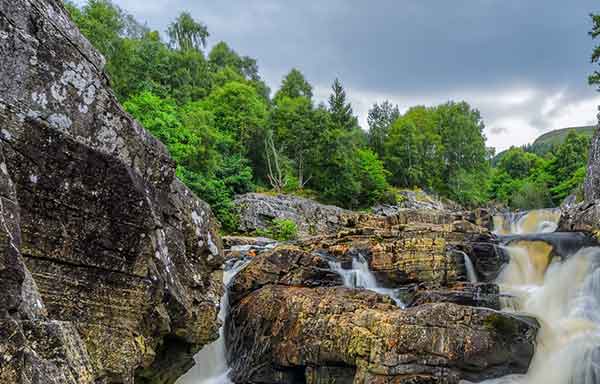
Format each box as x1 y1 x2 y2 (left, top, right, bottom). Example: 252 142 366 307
475 211 600 384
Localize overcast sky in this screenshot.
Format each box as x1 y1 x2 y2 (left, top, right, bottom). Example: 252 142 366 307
106 0 600 152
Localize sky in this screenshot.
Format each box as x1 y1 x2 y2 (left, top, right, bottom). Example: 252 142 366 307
105 0 600 152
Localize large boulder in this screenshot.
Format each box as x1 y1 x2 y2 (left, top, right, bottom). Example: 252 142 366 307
0 0 223 382
226 285 538 384
234 192 359 237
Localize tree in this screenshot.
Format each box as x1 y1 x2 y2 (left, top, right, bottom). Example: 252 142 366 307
328 78 358 131
202 81 268 157
274 69 313 101
367 101 399 158
497 147 542 179
167 12 209 52
65 0 127 60
269 96 320 186
589 13 600 89
434 101 489 198
383 106 441 190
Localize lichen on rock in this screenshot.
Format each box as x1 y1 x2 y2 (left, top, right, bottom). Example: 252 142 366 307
0 0 224 382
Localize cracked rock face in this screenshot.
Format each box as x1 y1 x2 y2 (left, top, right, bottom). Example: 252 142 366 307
0 0 223 383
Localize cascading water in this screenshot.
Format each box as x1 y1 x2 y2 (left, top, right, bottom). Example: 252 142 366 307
328 253 406 307
493 208 561 235
462 251 478 283
472 210 600 384
176 257 252 384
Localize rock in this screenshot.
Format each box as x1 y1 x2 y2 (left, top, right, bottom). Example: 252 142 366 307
559 200 600 233
226 285 538 384
373 189 458 212
222 235 278 261
228 246 341 304
295 226 498 286
234 192 359 237
584 123 600 202
222 235 277 249
409 282 501 309
0 0 223 382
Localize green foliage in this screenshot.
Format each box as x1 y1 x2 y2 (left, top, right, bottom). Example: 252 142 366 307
167 12 209 52
380 102 489 206
489 131 591 208
266 219 298 241
274 69 313 101
367 101 399 158
589 13 600 89
328 78 359 132
69 0 590 232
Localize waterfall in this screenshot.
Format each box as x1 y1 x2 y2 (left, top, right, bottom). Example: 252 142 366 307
462 251 478 283
493 209 560 235
472 210 600 384
328 253 406 307
176 258 251 384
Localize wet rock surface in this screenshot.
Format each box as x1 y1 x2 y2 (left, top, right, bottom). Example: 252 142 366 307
0 0 223 382
226 285 537 384
224 221 537 383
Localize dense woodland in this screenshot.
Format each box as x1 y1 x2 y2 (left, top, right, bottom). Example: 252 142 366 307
66 0 596 231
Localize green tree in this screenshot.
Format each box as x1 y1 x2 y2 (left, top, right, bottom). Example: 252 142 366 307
589 13 600 88
65 0 126 60
328 78 358 131
202 81 268 157
274 69 313 101
367 101 400 158
497 147 543 179
435 101 489 199
167 12 209 52
269 96 320 186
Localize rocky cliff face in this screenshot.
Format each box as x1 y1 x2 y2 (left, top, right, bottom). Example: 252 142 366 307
0 1 223 383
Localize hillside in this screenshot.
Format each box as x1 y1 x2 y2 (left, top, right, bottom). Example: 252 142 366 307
532 125 596 147
494 125 596 163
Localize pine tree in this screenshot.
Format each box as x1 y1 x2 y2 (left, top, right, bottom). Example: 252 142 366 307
328 78 357 131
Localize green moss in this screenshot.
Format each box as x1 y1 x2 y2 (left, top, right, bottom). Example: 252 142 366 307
484 313 518 337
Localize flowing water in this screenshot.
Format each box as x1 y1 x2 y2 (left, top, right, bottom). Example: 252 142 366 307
176 258 252 384
493 208 561 235
462 251 479 283
328 253 406 307
474 209 600 384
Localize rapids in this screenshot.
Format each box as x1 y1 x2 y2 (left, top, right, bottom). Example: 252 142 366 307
474 209 600 384
493 208 561 235
328 253 406 307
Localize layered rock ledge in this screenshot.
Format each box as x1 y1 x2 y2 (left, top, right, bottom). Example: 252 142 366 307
225 246 538 384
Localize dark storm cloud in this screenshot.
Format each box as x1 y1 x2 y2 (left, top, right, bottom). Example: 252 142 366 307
109 0 600 150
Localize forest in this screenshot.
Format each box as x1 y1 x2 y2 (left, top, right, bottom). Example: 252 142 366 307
65 0 595 232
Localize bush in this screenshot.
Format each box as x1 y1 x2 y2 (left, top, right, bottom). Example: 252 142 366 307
256 218 298 241
271 218 298 240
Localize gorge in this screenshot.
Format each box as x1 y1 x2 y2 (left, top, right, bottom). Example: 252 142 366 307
2 1 600 384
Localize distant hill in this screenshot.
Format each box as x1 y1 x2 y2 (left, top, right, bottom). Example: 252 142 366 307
493 125 597 164
531 125 596 148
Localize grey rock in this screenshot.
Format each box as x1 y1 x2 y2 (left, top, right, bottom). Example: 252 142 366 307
0 0 223 382
235 193 359 238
